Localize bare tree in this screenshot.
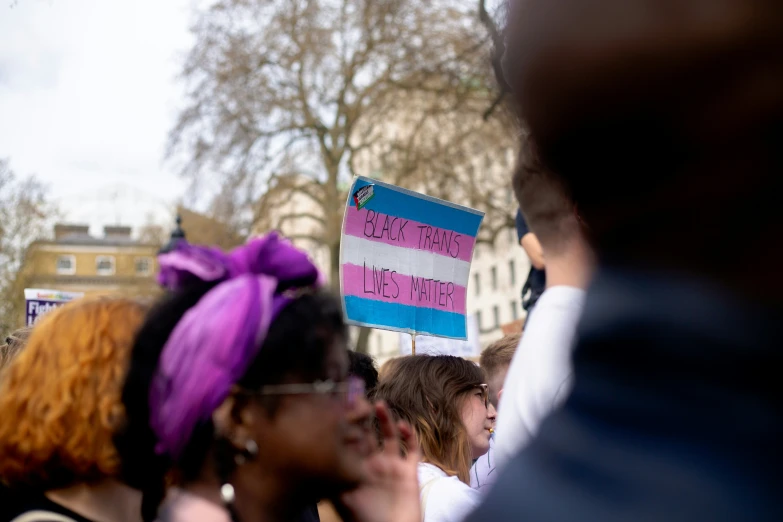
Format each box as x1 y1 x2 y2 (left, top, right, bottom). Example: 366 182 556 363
478 0 511 120
137 212 169 247
0 159 55 333
169 0 517 351
178 205 247 250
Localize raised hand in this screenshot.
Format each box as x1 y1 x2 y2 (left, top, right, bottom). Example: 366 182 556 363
335 401 421 522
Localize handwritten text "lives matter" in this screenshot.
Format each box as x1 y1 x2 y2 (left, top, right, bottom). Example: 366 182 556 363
362 261 456 310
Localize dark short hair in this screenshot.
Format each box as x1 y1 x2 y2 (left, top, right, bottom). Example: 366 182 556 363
348 351 378 396
513 136 581 254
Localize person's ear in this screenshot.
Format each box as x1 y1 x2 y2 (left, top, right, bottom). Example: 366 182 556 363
212 389 257 453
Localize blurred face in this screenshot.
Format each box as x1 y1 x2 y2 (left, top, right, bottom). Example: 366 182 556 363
246 337 374 493
459 385 496 459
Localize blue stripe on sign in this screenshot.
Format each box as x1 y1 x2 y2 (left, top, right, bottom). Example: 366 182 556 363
350 178 483 237
343 295 467 339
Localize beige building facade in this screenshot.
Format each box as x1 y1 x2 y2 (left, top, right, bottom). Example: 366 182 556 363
24 224 160 298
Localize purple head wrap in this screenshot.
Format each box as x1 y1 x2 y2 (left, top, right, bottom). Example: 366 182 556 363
149 232 324 460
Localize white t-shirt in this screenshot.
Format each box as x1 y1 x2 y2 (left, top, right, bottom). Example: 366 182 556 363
418 463 481 522
494 285 586 471
469 434 496 492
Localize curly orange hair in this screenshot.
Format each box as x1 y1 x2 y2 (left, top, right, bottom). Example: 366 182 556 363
0 297 147 489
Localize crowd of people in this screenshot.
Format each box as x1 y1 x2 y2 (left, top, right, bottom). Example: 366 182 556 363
1 0 781 521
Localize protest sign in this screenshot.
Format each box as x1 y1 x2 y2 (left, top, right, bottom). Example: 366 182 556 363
340 176 484 340
24 288 84 326
398 314 480 357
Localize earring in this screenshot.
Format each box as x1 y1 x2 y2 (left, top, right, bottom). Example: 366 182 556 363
245 439 258 457
220 483 235 504
215 438 241 522
220 482 240 522
234 439 259 465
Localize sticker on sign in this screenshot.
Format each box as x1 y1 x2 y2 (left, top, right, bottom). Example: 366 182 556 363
352 184 375 210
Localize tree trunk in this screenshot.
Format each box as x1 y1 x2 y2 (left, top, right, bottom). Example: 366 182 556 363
354 326 372 354
329 234 372 354
329 238 341 293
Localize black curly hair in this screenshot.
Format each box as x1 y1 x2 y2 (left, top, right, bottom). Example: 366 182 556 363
348 350 378 397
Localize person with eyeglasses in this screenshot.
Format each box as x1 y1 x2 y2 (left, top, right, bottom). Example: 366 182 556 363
115 233 421 522
373 355 497 522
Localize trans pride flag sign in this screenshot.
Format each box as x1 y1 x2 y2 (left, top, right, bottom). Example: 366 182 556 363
340 177 484 339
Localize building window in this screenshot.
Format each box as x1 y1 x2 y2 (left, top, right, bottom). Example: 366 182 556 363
493 305 500 329
56 255 76 275
473 273 481 296
476 310 483 332
511 300 519 321
491 266 498 291
509 259 516 286
135 257 153 276
95 256 115 276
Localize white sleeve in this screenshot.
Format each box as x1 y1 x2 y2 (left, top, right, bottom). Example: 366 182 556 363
493 291 583 471
493 337 534 470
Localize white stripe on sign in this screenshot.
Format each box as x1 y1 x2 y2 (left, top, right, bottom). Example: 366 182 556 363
341 235 472 285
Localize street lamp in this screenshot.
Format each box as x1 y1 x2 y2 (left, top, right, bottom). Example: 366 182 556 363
159 214 187 254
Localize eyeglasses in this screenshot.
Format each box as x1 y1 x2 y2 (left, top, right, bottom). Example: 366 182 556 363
476 384 489 409
246 376 366 406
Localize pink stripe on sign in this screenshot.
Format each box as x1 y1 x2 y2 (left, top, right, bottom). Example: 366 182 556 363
342 263 467 314
344 206 476 262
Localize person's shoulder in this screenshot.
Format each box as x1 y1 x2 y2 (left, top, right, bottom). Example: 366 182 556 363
431 474 477 497
419 463 480 502
0 485 90 522
426 476 481 522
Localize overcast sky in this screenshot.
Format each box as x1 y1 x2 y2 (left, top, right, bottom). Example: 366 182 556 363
0 0 194 234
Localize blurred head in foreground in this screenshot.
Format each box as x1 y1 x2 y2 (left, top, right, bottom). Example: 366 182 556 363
503 0 783 304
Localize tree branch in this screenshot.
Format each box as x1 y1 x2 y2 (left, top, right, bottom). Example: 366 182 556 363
276 212 326 228
282 233 324 245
